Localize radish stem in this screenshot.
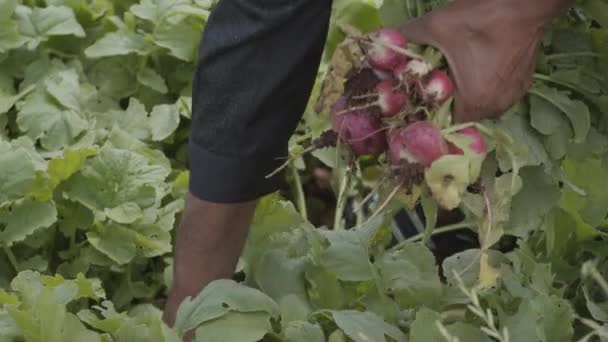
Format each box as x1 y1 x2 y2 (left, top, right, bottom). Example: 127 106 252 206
353 93 379 100
363 185 401 226
354 175 388 212
266 145 317 179
334 102 378 116
545 52 601 61
334 169 351 230
398 221 474 245
358 38 424 60
290 164 308 220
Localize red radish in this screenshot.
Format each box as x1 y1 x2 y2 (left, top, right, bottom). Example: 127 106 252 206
447 127 488 156
423 70 454 103
333 111 387 157
367 28 408 71
331 100 387 157
376 80 407 117
388 122 448 167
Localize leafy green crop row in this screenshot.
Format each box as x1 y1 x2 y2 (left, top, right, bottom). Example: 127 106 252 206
0 0 206 340
1 0 608 341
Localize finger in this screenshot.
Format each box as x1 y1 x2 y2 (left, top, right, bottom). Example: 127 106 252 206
452 89 470 123
453 87 484 123
453 48 539 123
401 12 474 123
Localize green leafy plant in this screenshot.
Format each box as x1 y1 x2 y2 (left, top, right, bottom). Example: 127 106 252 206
1 0 608 341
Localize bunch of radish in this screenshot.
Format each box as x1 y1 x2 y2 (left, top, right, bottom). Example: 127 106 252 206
313 27 491 212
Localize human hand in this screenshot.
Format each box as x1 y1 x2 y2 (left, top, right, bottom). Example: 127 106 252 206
399 0 574 123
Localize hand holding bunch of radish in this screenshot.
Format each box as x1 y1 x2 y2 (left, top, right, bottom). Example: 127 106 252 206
314 26 489 212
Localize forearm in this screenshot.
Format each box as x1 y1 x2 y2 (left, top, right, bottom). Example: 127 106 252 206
435 0 574 28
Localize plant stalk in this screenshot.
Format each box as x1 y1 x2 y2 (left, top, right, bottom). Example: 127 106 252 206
3 246 19 274
394 221 474 247
290 165 308 221
334 169 350 230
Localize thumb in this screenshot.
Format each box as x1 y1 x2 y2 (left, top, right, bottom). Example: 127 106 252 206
399 15 469 122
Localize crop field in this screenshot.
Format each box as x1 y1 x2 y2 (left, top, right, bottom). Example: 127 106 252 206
1 0 608 341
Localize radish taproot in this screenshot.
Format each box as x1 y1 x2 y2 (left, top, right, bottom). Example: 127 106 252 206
376 80 407 117
331 97 387 157
388 121 448 167
423 70 454 104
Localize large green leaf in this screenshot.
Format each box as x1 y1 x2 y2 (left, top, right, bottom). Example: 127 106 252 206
0 78 34 116
0 0 26 54
85 31 153 58
137 66 168 94
95 98 151 141
14 5 85 49
560 157 608 227
492 107 551 171
130 0 210 23
0 147 37 205
149 103 180 141
152 16 204 62
174 279 279 337
16 88 88 151
254 248 311 323
446 323 492 342
283 321 325 342
0 200 57 247
77 301 178 342
0 271 103 342
241 194 307 276
31 148 97 201
64 145 169 214
377 242 442 309
86 56 139 99
509 167 560 237
194 311 273 342
529 84 590 144
304 263 346 310
331 310 406 342
318 219 383 282
86 221 170 265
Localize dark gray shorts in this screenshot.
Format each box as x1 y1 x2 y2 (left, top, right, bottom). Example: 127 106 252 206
189 0 332 203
